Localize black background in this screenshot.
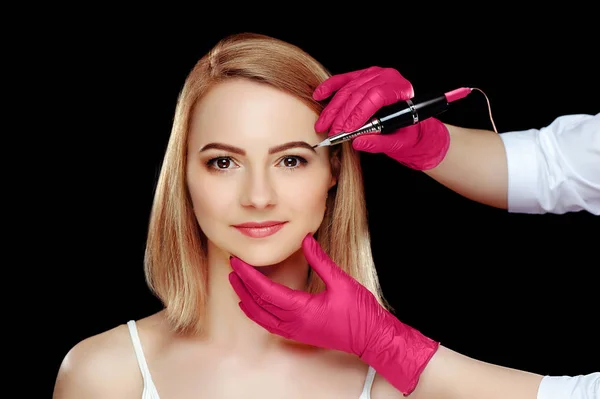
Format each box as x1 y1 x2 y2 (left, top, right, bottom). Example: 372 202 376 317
35 12 598 396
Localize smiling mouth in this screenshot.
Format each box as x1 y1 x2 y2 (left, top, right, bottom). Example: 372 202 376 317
232 222 287 238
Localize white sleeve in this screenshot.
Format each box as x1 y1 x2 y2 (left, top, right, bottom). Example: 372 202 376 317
499 113 600 215
537 373 600 399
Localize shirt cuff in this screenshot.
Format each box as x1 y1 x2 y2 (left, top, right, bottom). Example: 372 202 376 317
537 373 600 399
500 130 543 214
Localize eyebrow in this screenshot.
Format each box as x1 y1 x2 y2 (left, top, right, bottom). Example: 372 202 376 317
198 141 317 155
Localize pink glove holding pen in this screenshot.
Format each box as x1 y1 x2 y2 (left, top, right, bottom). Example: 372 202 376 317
313 66 450 171
229 234 439 396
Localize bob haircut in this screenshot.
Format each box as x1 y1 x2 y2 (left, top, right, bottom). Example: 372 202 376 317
144 32 389 334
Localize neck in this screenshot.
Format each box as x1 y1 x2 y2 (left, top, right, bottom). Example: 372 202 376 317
202 241 309 354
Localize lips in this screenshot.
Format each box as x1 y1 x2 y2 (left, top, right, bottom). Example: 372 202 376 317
233 221 287 238
234 221 285 228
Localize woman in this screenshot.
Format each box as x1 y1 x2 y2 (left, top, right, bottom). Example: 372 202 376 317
53 32 410 398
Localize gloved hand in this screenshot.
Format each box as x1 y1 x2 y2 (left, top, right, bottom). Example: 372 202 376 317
313 66 450 170
228 233 439 396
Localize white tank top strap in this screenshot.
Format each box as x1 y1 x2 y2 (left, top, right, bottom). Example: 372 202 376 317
126 320 161 399
126 319 373 399
359 365 377 398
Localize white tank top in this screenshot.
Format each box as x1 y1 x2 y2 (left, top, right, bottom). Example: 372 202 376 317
127 320 377 398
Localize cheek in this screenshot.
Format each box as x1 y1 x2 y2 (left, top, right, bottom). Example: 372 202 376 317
278 169 330 215
187 173 235 220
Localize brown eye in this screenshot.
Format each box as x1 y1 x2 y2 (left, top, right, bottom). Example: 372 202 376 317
216 158 231 169
277 155 308 170
206 156 237 172
282 157 298 168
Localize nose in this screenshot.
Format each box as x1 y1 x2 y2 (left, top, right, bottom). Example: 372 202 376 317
239 168 277 209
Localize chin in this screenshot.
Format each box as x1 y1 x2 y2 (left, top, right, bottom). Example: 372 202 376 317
235 252 288 267
232 238 303 267
219 228 309 267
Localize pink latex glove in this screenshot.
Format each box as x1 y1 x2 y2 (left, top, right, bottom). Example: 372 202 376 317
313 66 450 171
228 233 439 396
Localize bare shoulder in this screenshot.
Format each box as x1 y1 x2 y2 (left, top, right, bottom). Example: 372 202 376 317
52 321 143 399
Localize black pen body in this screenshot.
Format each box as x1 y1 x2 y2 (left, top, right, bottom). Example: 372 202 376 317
375 94 449 134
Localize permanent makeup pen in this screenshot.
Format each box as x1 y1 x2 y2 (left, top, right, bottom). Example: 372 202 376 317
313 87 473 148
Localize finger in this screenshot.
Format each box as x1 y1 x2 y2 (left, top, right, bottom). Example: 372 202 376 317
230 272 300 321
229 272 283 328
327 89 370 136
301 233 343 288
315 69 380 133
351 125 415 154
239 302 290 339
314 91 349 133
351 134 387 154
313 69 366 101
229 256 299 309
229 271 262 310
341 83 414 133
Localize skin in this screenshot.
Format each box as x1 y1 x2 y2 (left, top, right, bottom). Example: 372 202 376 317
424 124 509 210
52 80 405 398
52 79 544 399
409 346 544 399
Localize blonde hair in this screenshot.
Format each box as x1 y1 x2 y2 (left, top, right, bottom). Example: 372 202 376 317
144 32 390 334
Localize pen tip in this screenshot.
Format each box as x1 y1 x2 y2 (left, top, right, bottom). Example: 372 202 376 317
313 140 328 148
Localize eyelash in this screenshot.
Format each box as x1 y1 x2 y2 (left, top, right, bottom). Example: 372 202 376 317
205 154 309 174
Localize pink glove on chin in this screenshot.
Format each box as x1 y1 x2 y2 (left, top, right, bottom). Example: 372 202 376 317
229 233 439 396
313 66 450 171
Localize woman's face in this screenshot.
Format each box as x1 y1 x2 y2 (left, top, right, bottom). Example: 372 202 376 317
187 79 336 266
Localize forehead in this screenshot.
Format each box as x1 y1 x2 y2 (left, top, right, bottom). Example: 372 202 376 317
189 79 320 145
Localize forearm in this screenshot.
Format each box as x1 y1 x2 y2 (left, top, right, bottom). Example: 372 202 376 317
423 124 509 210
425 115 600 215
408 345 543 399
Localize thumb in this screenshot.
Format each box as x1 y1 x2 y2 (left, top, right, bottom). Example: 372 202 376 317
351 134 389 154
301 233 341 289
352 129 414 154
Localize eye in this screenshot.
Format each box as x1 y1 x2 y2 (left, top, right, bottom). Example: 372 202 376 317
277 155 308 170
206 156 239 172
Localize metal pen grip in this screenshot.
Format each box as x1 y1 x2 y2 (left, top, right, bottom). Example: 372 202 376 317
330 118 382 145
